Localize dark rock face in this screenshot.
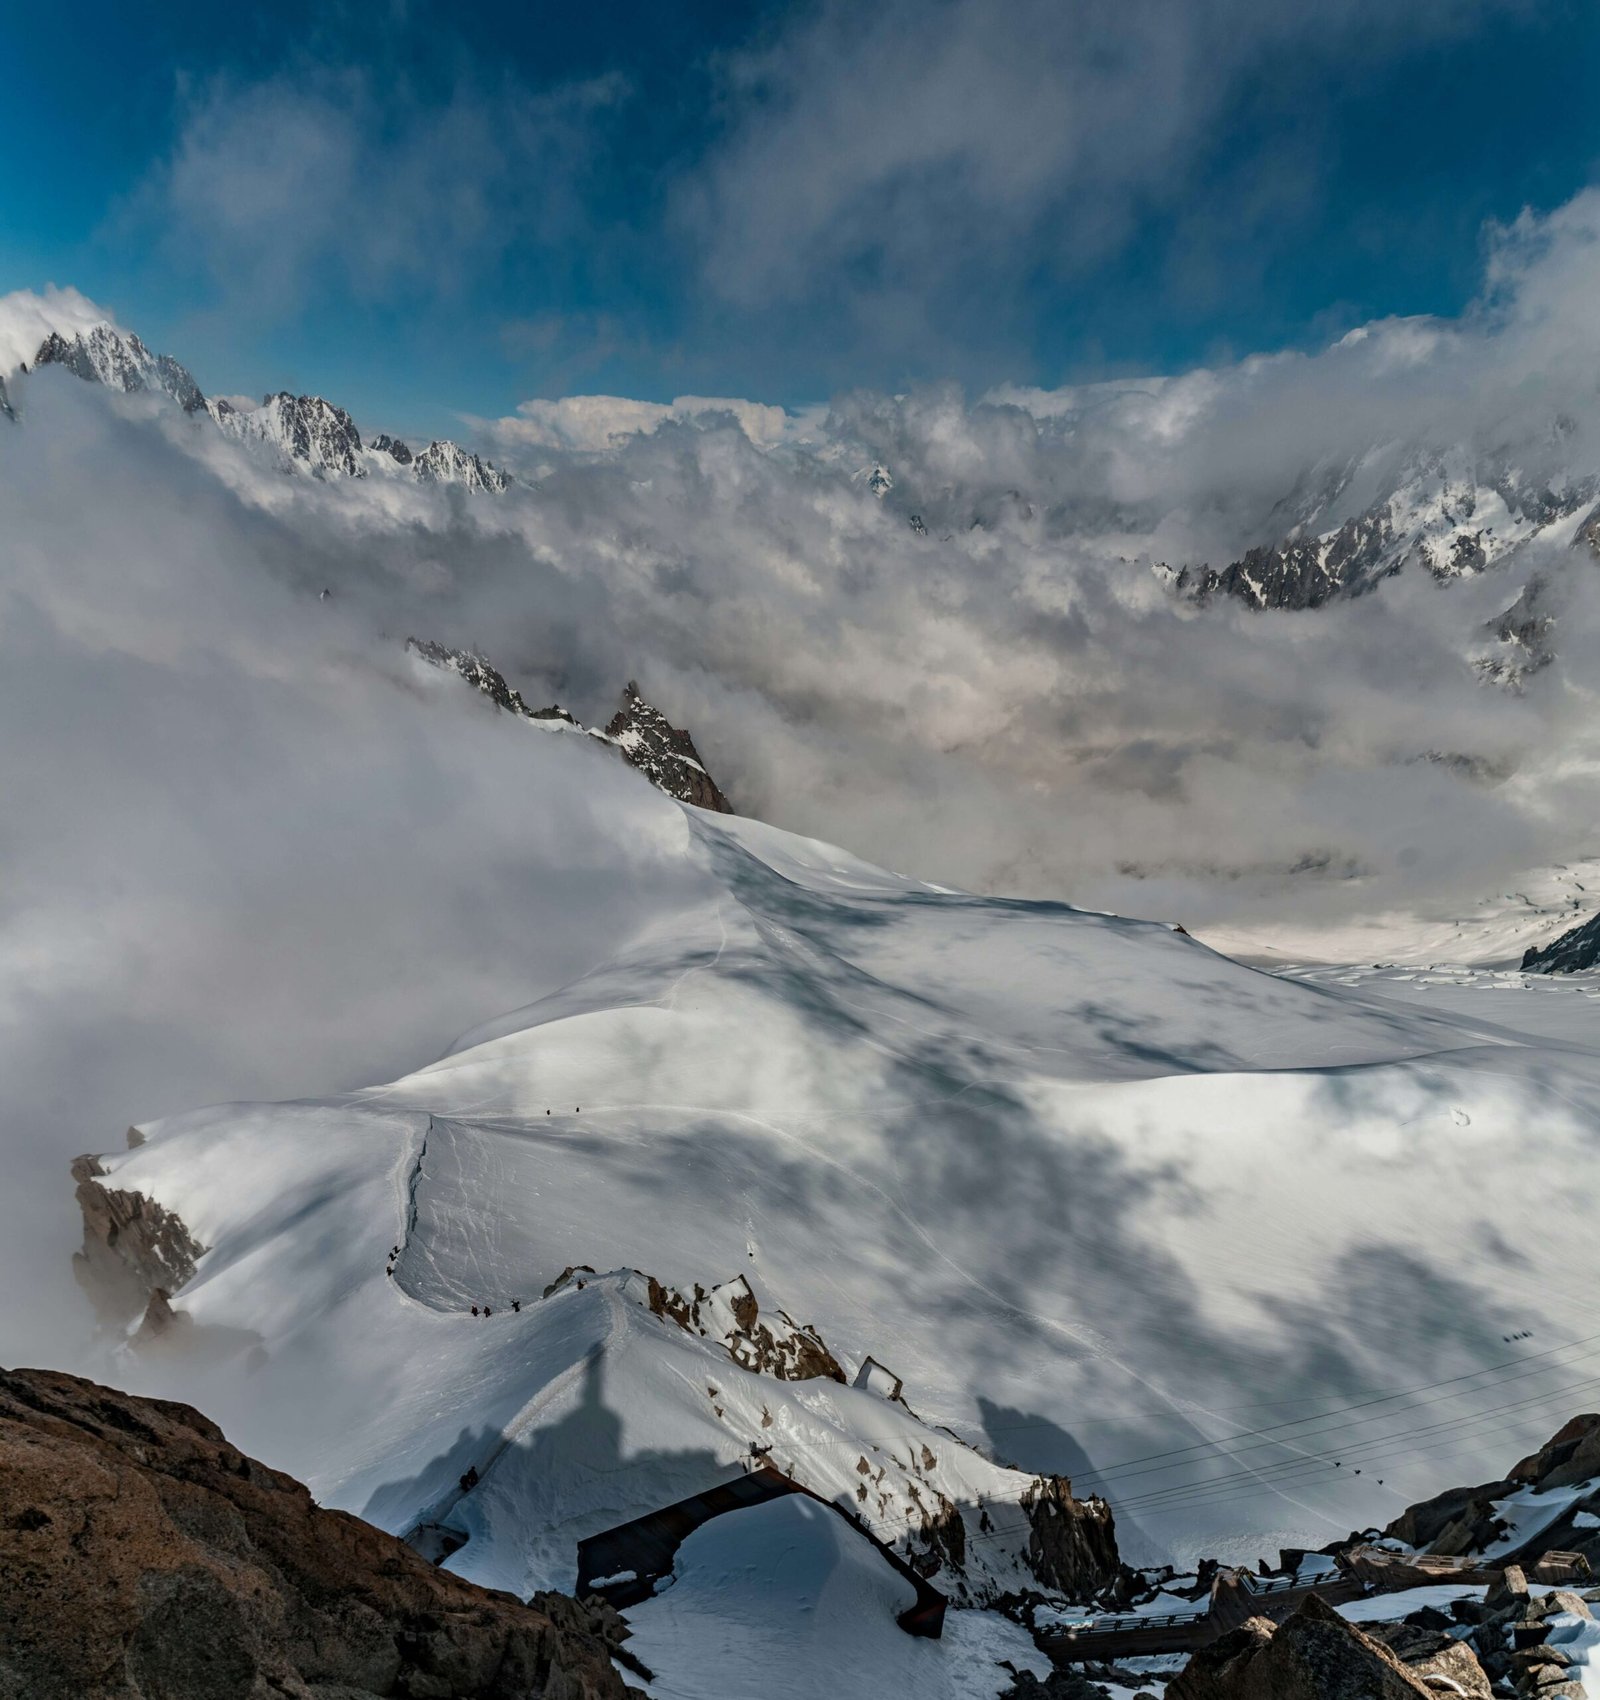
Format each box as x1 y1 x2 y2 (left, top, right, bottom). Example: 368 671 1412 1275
1178 509 1401 611
371 432 414 466
1167 1594 1437 1699
34 327 208 414
70 1151 206 1335
1481 575 1559 686
1523 913 1600 973
0 1366 637 1700
1020 1475 1124 1601
604 682 735 813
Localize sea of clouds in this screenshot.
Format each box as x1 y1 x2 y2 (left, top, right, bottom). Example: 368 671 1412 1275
8 187 1600 1367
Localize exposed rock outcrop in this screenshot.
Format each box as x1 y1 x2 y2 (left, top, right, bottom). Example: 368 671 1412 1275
1365 1619 1493 1697
0 1365 638 1700
1523 913 1600 973
640 1271 846 1382
371 431 414 465
70 1150 206 1335
213 391 367 478
1167 1593 1439 1699
1020 1475 1124 1601
1173 458 1595 614
406 641 735 812
604 682 734 813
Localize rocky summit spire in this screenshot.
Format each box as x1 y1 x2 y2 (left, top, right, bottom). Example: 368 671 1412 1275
605 681 735 813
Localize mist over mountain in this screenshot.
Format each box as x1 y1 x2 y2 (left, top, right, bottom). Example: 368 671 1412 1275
11 194 1600 954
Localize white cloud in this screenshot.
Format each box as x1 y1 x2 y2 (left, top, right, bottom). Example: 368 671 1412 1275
0 284 121 373
129 66 630 316
683 0 1524 311
14 192 1600 1369
494 393 814 452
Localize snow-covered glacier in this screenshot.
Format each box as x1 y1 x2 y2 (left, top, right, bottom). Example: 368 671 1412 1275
78 741 1600 1595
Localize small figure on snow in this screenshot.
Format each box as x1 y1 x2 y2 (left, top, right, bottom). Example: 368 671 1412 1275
471 1305 479 1317
511 1299 521 1313
459 1465 479 1493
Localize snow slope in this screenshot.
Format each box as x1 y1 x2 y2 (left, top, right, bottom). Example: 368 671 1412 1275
87 712 1600 1603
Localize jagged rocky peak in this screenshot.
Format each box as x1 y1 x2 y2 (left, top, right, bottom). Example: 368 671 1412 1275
33 323 207 414
406 639 736 812
605 681 735 813
0 1366 636 1700
413 437 511 493
370 430 413 465
213 390 367 478
406 637 577 724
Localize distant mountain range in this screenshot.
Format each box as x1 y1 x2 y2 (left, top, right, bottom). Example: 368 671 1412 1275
21 320 511 492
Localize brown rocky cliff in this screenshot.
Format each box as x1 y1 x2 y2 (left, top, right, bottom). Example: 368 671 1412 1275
1168 1593 1440 1700
0 1365 639 1700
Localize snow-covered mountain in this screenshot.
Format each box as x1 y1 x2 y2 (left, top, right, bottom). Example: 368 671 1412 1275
68 660 1600 1613
412 436 512 493
1164 447 1598 615
0 292 511 493
212 391 368 479
33 322 208 414
11 277 1600 1696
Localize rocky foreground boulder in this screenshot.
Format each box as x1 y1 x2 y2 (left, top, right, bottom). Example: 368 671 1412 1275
0 1366 639 1700
1166 1594 1459 1699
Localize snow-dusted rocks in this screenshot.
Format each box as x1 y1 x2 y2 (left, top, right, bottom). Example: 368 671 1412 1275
33 324 207 414
407 640 734 811
406 637 578 724
1171 451 1596 612
413 437 512 493
1168 1593 1440 1700
1 292 513 494
1522 911 1600 972
604 682 734 812
370 431 414 465
212 391 368 478
71 1148 206 1339
640 1272 846 1383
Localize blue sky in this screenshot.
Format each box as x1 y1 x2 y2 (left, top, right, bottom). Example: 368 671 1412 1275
3 0 1597 433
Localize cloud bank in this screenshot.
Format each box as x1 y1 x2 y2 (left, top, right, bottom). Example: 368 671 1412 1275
9 185 1600 1370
